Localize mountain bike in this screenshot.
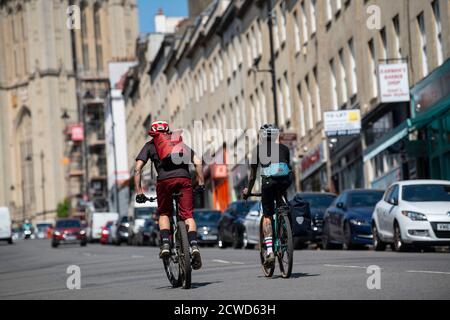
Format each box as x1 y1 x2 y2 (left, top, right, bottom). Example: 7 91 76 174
143 193 192 289
248 193 294 279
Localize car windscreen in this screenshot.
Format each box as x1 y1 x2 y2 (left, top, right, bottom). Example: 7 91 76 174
135 207 157 219
348 192 384 208
56 220 81 228
403 184 450 202
194 211 222 224
300 195 336 208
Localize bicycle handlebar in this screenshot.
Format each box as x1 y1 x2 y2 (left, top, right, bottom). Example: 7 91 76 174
144 196 157 203
248 193 262 197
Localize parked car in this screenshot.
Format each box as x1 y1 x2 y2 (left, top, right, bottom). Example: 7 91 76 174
100 221 114 245
0 207 13 244
218 200 257 249
322 189 384 250
194 209 222 246
243 201 262 249
294 192 337 247
111 216 133 246
52 218 87 248
136 218 160 246
372 180 450 251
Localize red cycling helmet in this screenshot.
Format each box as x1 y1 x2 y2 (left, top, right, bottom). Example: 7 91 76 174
150 120 170 133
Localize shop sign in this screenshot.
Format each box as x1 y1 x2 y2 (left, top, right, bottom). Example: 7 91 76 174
378 63 410 103
70 124 84 142
300 141 327 179
324 110 361 136
279 132 297 150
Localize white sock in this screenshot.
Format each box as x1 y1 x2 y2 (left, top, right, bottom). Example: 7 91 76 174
264 237 273 254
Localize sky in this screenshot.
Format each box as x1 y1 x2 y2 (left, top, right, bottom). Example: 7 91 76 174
138 0 189 33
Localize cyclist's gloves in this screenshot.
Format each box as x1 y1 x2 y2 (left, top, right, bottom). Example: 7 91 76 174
135 194 147 204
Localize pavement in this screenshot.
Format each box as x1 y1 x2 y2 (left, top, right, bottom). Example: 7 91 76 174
0 240 449 300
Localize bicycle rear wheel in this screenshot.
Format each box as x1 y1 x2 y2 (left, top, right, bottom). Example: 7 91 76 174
277 211 294 279
259 216 275 277
177 221 192 289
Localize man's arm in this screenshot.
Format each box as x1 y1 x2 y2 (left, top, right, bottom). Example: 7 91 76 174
193 154 204 186
134 160 145 194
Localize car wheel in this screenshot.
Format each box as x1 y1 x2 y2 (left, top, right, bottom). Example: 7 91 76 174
343 221 355 250
80 241 87 247
393 223 408 252
322 221 339 250
372 223 386 251
7 237 13 245
232 229 243 249
51 242 59 248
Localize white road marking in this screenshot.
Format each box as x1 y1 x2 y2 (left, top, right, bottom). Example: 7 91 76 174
212 259 244 265
212 259 231 264
324 264 369 269
406 270 450 275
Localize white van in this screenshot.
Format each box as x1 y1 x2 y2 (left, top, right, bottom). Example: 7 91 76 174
86 212 119 242
0 207 13 244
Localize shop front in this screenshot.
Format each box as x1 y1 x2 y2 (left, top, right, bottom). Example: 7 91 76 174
300 141 328 192
363 58 450 181
203 147 230 212
330 135 364 193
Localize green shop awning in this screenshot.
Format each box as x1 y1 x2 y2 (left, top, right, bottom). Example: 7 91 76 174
363 121 410 162
363 98 450 162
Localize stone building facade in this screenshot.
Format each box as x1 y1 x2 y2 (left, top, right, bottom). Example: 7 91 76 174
0 0 138 223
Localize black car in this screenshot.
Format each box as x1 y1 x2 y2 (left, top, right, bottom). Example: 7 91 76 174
218 200 257 249
136 218 160 246
322 189 384 250
292 192 336 248
194 209 222 246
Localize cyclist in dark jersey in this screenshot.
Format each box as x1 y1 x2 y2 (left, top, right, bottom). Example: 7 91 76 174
134 121 204 270
243 124 293 267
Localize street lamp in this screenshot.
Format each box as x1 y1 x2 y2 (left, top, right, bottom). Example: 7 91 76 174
250 0 280 127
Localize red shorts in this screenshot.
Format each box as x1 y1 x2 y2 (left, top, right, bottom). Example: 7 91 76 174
156 177 194 221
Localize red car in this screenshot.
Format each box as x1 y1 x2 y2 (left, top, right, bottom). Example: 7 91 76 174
100 221 114 245
52 218 87 248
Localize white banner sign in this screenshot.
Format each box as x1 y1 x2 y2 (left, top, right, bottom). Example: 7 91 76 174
324 110 361 136
378 63 410 103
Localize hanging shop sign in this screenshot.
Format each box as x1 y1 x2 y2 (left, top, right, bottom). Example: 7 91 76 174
324 110 361 136
378 63 410 103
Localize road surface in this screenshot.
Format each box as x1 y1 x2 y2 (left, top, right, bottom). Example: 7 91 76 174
0 240 449 300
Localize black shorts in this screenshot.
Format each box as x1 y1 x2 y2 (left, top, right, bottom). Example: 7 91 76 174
261 174 293 217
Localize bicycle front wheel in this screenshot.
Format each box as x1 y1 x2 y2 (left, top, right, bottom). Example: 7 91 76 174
177 221 192 289
277 212 294 279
